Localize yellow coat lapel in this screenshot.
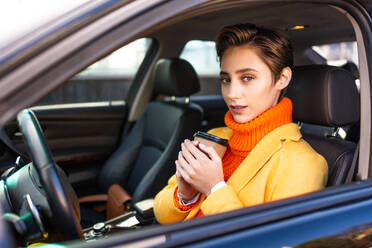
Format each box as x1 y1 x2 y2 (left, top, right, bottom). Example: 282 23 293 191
227 123 302 193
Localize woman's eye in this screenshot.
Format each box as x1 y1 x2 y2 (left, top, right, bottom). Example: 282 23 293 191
242 75 254 82
219 77 230 84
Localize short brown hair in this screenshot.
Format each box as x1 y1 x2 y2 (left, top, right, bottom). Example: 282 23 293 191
215 23 293 99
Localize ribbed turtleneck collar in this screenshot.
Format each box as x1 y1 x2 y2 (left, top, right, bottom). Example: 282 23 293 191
224 97 293 157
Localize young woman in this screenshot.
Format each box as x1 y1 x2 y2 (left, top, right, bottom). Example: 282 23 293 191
154 23 328 224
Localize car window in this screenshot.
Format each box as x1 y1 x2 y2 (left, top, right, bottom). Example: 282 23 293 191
312 42 358 66
34 38 152 106
313 41 359 90
0 0 90 49
180 40 221 96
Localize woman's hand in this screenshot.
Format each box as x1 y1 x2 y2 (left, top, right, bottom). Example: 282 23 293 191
176 139 224 196
175 168 198 200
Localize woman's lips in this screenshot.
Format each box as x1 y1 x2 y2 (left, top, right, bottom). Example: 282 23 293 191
230 105 247 114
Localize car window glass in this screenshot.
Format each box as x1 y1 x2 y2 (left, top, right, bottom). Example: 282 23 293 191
312 42 358 66
0 0 90 48
313 41 359 90
34 38 152 106
180 40 221 96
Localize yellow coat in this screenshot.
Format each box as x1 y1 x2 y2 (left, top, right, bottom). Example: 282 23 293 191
154 123 328 224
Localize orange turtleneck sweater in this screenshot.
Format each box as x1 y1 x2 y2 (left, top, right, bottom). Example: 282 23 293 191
174 97 293 216
222 97 293 181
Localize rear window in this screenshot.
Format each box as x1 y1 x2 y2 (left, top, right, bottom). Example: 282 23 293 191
312 41 358 66
312 41 359 90
180 40 221 96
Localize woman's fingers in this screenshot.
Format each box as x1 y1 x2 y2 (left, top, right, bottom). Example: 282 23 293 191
175 166 182 179
197 143 221 162
181 142 198 164
176 160 191 182
178 151 190 168
183 139 209 160
177 153 196 178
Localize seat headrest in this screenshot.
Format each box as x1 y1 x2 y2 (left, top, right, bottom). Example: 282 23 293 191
286 65 360 127
342 61 359 80
153 58 200 97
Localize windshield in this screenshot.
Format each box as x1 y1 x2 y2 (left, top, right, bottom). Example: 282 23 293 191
0 0 91 50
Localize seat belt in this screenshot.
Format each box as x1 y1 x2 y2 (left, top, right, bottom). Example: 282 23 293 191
345 142 359 183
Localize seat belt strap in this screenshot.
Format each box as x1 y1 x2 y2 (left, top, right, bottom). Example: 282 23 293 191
345 142 359 183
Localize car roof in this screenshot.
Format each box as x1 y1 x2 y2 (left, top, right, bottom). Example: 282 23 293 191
152 2 355 49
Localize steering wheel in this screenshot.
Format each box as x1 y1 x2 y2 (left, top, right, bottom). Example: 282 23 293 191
17 109 82 240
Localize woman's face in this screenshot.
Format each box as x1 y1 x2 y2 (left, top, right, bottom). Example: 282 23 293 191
220 45 285 123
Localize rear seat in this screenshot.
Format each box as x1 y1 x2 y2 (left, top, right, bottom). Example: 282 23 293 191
287 65 360 186
299 60 360 142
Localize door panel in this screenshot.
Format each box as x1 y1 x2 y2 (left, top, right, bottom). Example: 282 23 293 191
1 101 128 195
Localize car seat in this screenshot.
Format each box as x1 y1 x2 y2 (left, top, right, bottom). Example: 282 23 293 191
100 57 203 201
286 65 360 186
80 58 203 226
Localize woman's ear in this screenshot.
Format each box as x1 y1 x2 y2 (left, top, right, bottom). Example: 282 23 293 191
275 67 292 90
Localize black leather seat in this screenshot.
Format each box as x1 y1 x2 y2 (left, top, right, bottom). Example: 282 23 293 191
98 58 202 205
286 65 360 186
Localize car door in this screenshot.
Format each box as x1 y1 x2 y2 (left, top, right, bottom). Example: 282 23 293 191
0 38 158 195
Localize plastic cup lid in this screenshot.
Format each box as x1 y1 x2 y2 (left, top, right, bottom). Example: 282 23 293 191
193 131 228 146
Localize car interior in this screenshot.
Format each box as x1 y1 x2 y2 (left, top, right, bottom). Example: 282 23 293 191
0 1 363 245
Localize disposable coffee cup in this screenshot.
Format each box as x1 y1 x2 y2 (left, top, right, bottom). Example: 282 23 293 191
193 131 228 159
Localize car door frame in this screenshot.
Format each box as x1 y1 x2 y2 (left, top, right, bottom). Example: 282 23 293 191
63 181 372 247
